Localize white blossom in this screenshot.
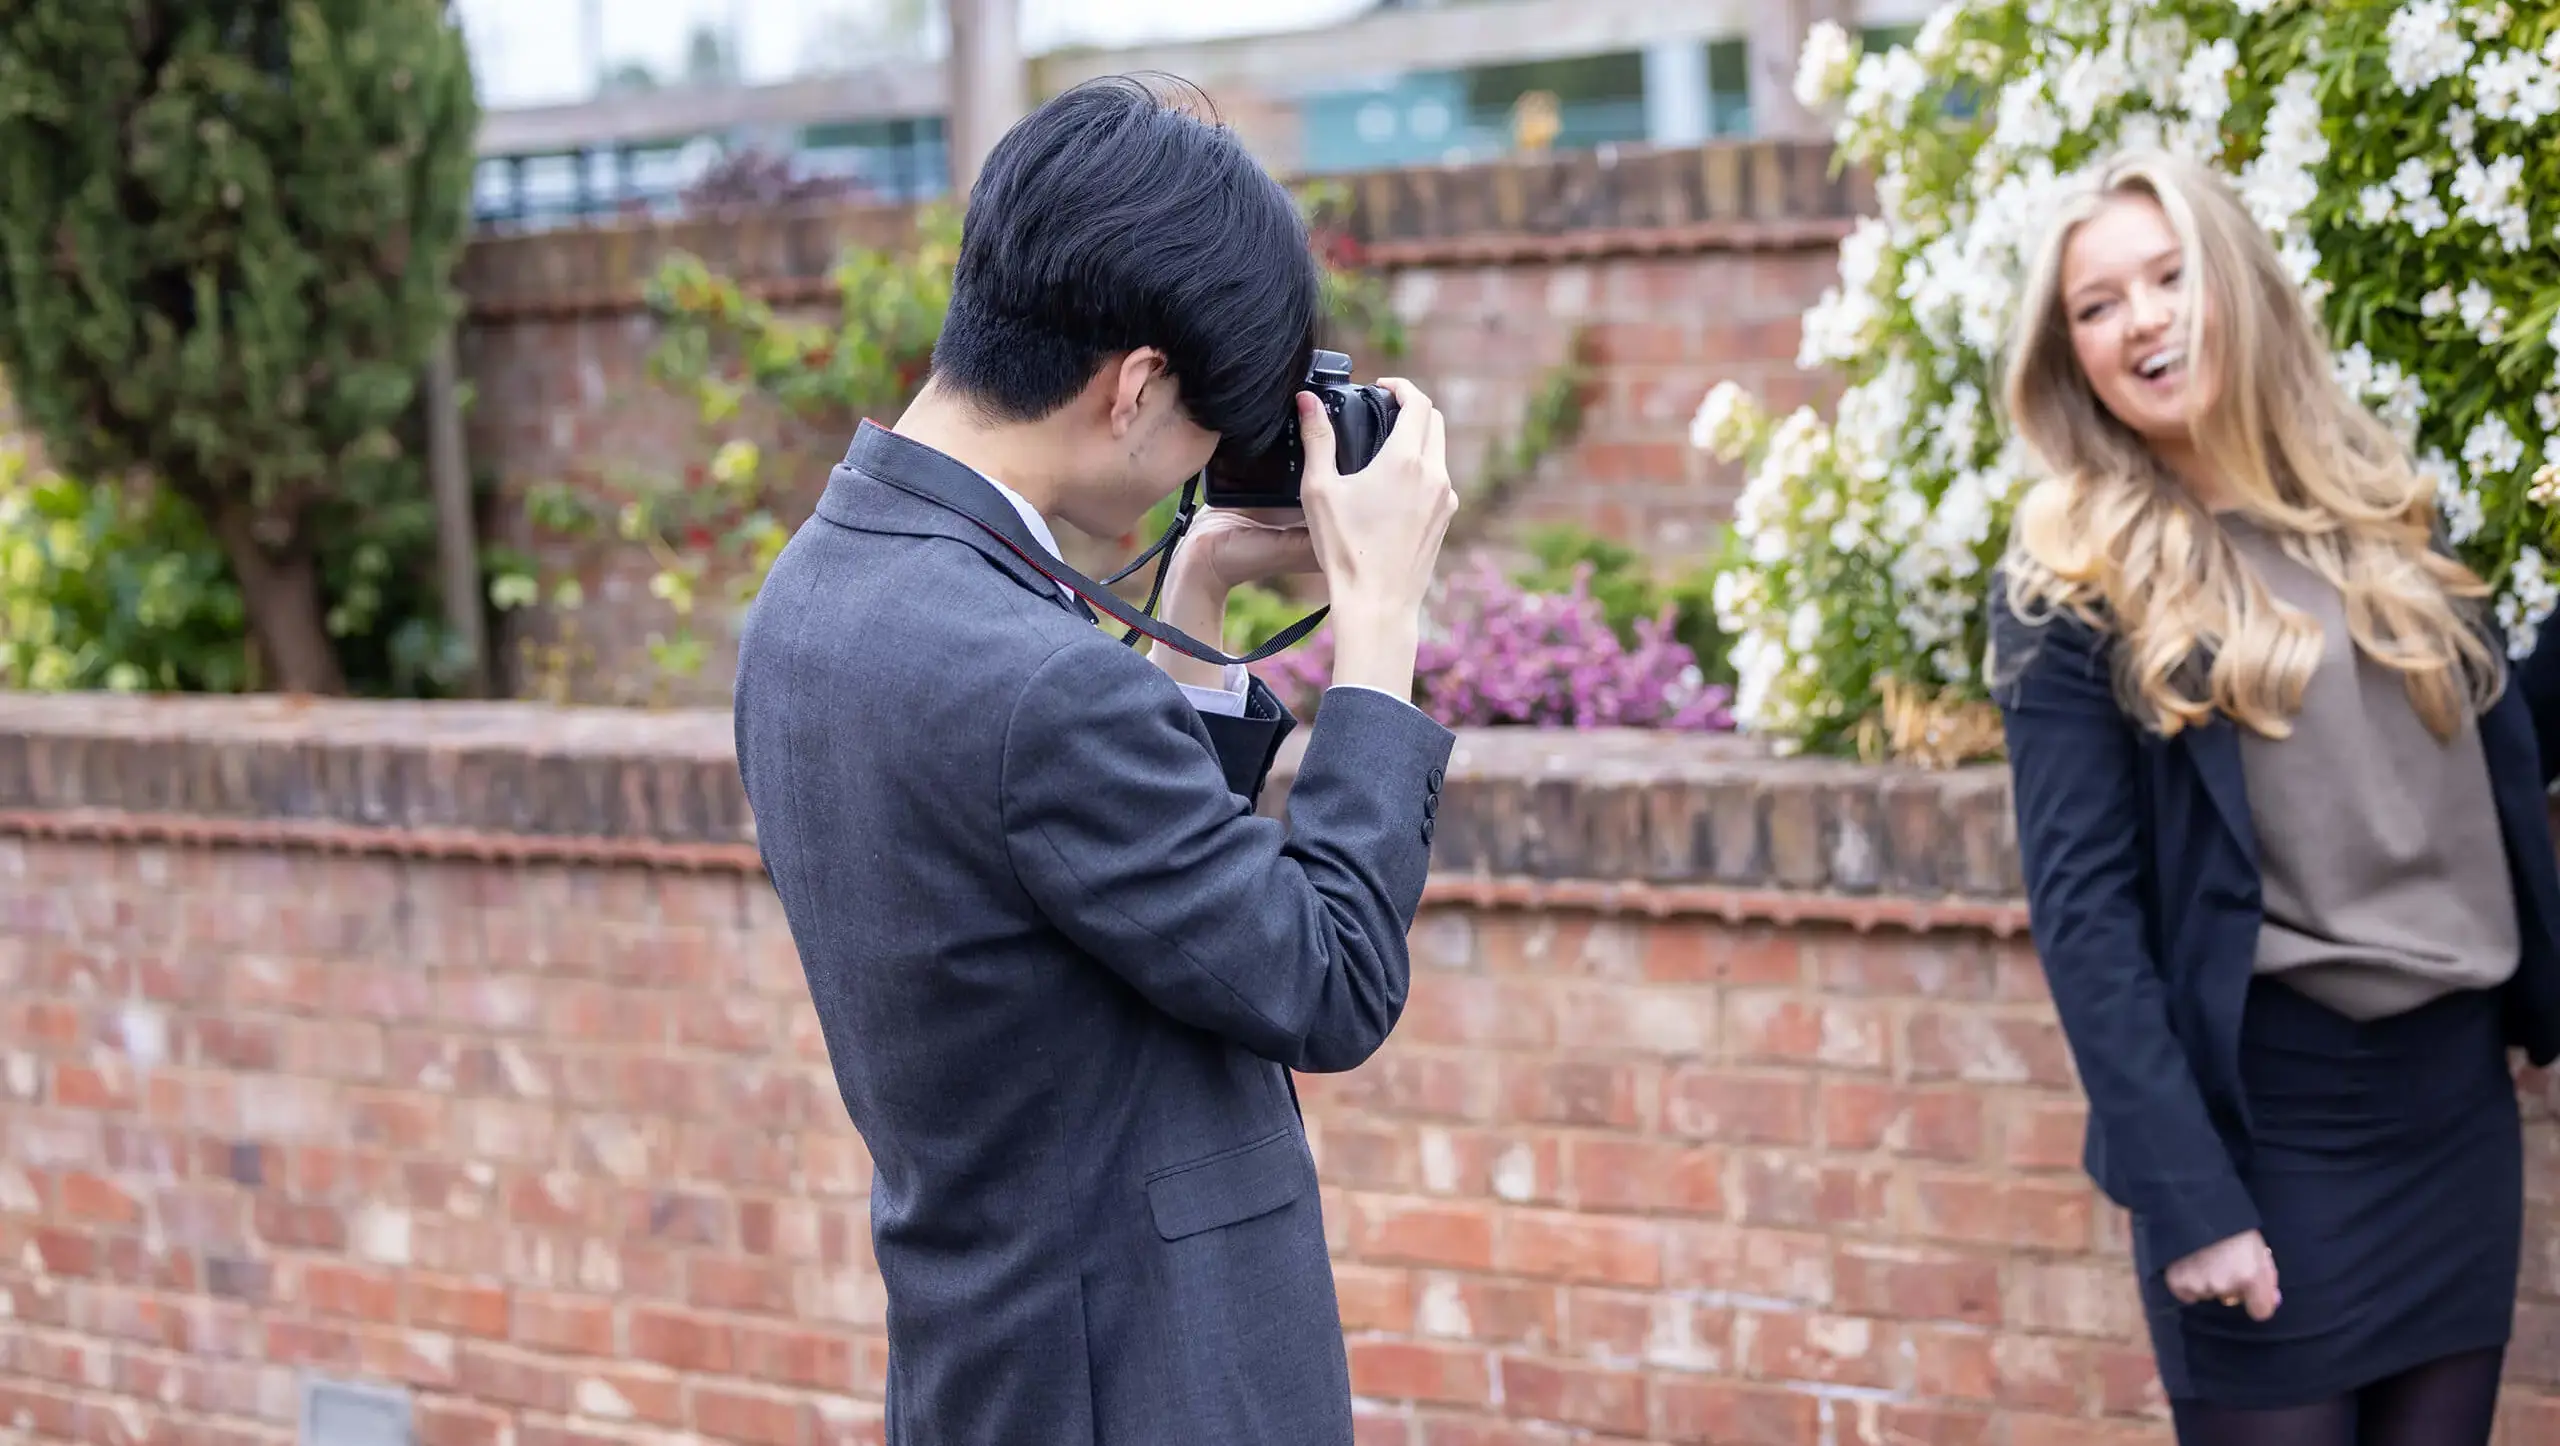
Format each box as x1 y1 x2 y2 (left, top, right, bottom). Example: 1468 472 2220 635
2057 48 2134 132
2234 71 2325 233
2466 3 2515 41
2391 157 2451 235
2126 13 2195 107
1843 48 1931 135
2472 48 2560 126
2451 153 2532 251
2386 1 2476 92
1688 381 1761 461
2535 390 2560 437
1993 73 2065 154
2176 39 2240 127
2443 105 2477 151
2424 450 2484 543
2498 546 2556 660
2457 280 2509 344
2356 185 2396 226
1796 21 1860 109
2465 414 2525 480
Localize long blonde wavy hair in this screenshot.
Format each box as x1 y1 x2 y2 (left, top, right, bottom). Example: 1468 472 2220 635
1997 149 2500 742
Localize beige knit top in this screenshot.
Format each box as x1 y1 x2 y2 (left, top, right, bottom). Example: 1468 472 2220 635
2222 516 2519 1020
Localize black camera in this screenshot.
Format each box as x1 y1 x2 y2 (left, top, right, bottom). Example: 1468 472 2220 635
1201 349 1399 509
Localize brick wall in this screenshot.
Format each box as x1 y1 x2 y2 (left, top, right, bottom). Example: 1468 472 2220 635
456 142 1855 705
11 697 2552 1445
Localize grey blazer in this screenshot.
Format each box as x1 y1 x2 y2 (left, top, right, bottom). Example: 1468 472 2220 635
733 423 1456 1446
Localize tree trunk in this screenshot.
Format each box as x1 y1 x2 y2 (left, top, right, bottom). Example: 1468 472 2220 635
208 503 347 696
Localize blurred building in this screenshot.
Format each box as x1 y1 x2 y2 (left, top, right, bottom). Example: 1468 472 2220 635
466 0 1936 230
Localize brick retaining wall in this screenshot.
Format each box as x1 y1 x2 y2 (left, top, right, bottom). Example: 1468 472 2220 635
3 695 2555 1445
456 141 1853 706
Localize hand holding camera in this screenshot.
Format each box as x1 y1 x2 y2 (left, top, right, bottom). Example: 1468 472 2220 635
1301 377 1455 700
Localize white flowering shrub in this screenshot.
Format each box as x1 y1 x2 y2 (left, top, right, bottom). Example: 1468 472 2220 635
1698 0 2560 758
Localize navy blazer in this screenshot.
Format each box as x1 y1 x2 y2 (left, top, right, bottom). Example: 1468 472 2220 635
1990 578 2560 1281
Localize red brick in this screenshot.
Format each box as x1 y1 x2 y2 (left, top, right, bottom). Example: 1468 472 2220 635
1341 1053 1500 1120
1413 1419 1566 1446
631 1305 738 1372
2096 1345 2167 1417
266 1319 361 1369
1832 1243 2001 1327
1662 1069 1811 1145
1349 1341 1494 1406
1494 1357 1646 1434
1662 1224 1833 1304
254 1197 346 1251
1399 977 1554 1050
1907 1175 2094 1252
1745 1311 1896 1391
690 1255 795 1315
738 1323 860 1392
1565 1138 1722 1216
57 1171 138 1225
1860 1404 1996 1445
1436 1277 1561 1349
1315 1124 1412 1191
1725 995 1889 1071
2004 1097 2090 1172
300 1263 403 1324
1334 1264 1415 1333
53 1061 137 1111
1820 1081 1986 1162
1499 1061 1644 1128
1361 1198 1498 1272
544 981 676 1043
454 1342 572 1410
513 1292 618 1355
1498 1211 1660 1288
1992 1333 2090 1414
1641 924 1802 985
414 1399 512 1446
680 996 780 1053
1906 1325 1997 1400
1655 1378 1820 1445
1550 983 1717 1055
690 1383 812 1446
1904 1010 2077 1089
398 1277 507 1338
1731 1154 1890 1231
29 1226 99 1277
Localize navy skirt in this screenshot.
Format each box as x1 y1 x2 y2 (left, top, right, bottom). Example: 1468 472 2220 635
2138 974 2522 1408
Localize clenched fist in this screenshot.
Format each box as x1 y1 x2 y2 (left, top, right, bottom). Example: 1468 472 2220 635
2166 1229 2281 1321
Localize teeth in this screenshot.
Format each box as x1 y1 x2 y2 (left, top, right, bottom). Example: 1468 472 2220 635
2138 347 2185 379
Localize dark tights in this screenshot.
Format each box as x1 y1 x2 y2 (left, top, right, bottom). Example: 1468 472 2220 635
2170 1347 2506 1446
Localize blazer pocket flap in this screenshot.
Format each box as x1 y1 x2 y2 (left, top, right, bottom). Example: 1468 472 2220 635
1145 1130 1307 1241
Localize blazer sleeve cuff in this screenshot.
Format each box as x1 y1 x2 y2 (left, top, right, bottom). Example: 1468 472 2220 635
2136 1173 2262 1282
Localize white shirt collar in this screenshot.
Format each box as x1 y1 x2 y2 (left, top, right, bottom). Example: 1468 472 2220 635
977 472 1066 571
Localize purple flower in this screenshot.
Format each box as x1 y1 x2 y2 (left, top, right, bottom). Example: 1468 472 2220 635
1250 558 1735 731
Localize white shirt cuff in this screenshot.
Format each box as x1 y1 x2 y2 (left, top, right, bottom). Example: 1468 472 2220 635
1179 663 1254 718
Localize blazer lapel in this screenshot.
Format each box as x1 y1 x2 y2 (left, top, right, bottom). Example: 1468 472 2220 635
2185 717 2260 868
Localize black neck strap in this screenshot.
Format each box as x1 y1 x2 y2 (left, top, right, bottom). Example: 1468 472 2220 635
845 421 1328 667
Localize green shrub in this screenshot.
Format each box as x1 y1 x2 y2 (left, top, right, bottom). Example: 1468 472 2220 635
0 439 248 692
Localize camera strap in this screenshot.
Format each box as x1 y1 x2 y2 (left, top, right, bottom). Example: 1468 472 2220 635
853 421 1329 667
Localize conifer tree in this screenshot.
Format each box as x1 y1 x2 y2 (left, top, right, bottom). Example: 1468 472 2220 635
0 2 480 693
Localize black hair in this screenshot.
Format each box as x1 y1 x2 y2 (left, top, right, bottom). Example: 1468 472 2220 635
928 74 1320 452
